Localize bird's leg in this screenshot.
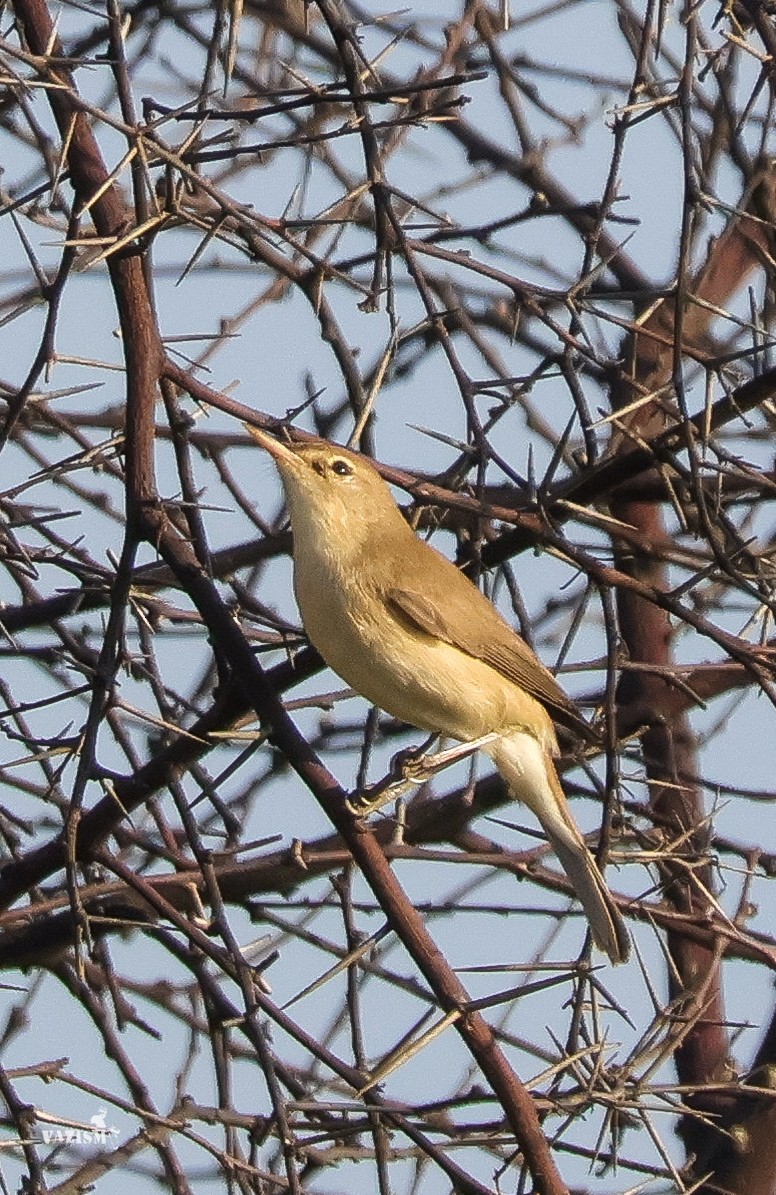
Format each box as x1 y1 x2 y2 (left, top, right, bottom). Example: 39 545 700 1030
388 733 440 781
348 732 500 816
347 733 439 815
400 733 501 783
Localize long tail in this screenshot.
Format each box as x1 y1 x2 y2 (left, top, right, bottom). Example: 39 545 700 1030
487 732 629 965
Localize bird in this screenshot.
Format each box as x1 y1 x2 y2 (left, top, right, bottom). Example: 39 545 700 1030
247 426 629 964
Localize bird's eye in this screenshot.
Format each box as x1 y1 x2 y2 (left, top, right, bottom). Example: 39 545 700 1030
331 459 353 477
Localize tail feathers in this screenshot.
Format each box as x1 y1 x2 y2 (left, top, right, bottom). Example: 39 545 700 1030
547 830 630 965
488 733 630 965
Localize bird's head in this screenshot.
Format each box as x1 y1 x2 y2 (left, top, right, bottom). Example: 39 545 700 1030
246 426 407 550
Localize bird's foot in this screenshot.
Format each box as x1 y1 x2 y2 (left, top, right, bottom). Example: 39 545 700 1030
399 733 500 784
347 736 438 816
347 732 499 816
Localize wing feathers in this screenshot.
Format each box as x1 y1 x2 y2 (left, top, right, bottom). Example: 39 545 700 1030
386 577 591 739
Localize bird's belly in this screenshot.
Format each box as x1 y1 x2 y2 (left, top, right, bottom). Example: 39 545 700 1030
297 574 554 747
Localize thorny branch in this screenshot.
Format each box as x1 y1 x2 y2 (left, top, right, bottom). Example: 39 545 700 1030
1 1 776 1192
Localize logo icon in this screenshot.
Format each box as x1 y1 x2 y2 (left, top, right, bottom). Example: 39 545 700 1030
36 1106 120 1147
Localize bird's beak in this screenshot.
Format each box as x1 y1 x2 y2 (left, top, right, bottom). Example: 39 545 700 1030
245 424 306 473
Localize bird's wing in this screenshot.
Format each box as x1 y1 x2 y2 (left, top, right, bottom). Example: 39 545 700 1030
387 582 591 738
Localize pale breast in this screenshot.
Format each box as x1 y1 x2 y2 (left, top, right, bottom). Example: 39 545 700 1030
294 552 557 750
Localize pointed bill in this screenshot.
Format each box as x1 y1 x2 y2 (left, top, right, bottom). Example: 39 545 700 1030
245 424 304 471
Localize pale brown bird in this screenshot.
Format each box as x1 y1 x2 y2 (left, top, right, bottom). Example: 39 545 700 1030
248 427 629 964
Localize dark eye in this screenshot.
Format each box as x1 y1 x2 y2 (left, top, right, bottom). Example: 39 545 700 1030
331 459 353 477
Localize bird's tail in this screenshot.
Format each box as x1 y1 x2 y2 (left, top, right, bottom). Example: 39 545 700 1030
486 732 630 965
